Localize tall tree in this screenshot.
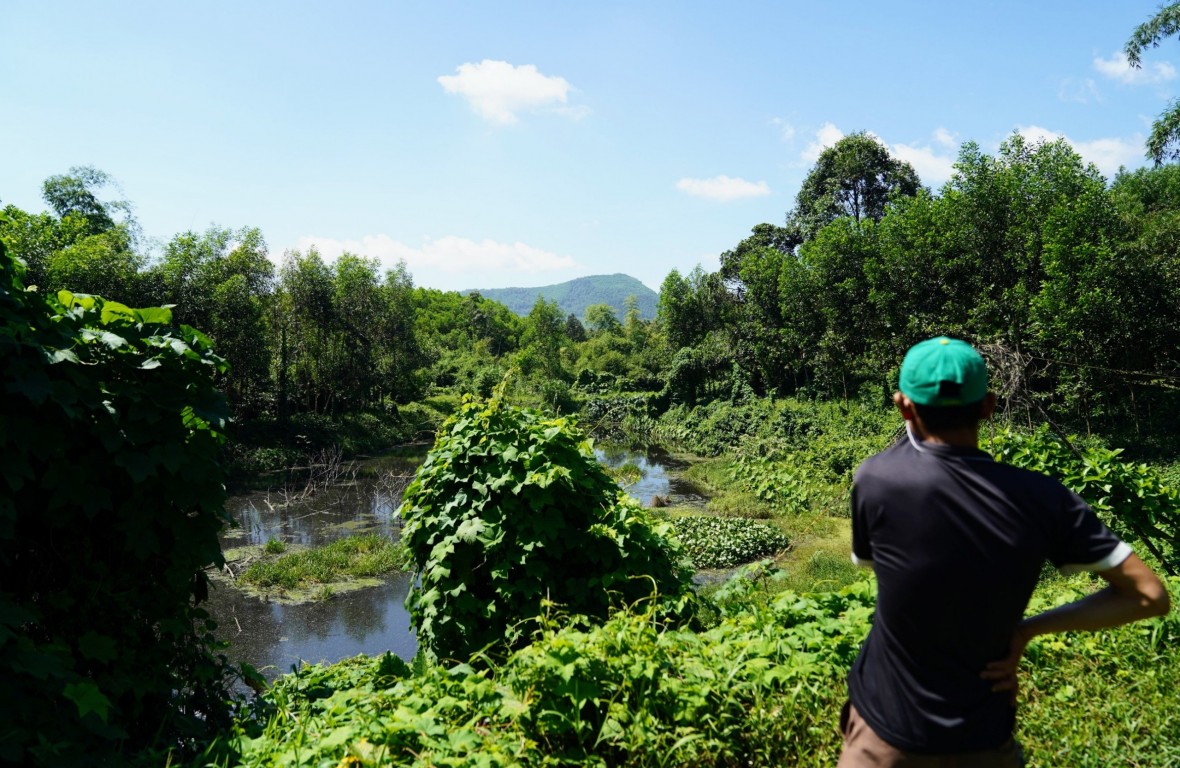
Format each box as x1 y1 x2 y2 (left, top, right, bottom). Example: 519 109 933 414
519 297 568 379
787 132 921 242
40 166 130 237
583 303 622 336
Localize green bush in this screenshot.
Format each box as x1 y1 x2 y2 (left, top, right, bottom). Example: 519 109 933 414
985 425 1180 572
399 393 695 663
0 244 235 764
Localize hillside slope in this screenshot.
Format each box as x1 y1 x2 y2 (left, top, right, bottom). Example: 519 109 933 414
467 274 658 320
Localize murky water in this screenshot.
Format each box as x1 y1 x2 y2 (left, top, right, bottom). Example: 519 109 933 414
206 446 698 681
595 444 709 508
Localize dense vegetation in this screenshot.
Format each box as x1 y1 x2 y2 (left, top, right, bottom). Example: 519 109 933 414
6 74 1180 761
400 392 693 663
0 242 235 764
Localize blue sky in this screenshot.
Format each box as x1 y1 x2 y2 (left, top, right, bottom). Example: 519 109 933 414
3 1 1178 292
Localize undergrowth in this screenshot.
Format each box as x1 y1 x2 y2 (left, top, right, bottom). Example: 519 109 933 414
206 575 1180 767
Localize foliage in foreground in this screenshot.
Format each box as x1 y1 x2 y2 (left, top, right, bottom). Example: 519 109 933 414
213 581 874 767
0 243 235 764
211 575 1180 767
985 426 1180 574
400 393 695 663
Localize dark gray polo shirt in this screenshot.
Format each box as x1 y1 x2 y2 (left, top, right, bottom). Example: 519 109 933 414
847 426 1130 753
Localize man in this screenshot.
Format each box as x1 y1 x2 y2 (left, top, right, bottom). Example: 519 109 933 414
838 336 1170 767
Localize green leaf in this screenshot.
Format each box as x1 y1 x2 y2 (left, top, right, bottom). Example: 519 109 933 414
134 306 172 325
100 301 136 324
63 680 111 722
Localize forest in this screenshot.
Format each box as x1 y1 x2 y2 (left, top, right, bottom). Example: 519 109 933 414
3 129 1180 764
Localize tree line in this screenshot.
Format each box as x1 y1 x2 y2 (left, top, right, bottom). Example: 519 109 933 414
5 131 1180 444
659 133 1180 440
0 173 667 431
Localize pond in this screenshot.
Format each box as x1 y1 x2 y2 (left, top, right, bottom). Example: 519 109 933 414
206 444 699 682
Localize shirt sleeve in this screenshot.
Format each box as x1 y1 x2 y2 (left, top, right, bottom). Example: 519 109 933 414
850 476 874 568
1050 488 1131 575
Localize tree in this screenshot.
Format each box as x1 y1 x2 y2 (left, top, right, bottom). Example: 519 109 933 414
583 303 622 335
787 132 921 242
565 313 587 343
0 205 84 288
148 227 274 415
656 266 730 351
1126 3 1180 163
1 169 145 304
519 297 568 380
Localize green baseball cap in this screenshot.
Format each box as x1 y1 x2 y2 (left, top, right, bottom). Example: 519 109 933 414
899 336 988 406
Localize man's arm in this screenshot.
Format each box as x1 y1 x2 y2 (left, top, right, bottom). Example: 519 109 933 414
981 553 1170 701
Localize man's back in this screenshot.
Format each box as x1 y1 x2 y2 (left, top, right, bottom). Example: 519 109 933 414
837 337 1167 767
848 432 1125 751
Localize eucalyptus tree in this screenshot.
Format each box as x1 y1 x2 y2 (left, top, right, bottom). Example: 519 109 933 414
1 168 145 304
41 166 131 238
583 303 622 336
150 226 274 415
519 297 568 380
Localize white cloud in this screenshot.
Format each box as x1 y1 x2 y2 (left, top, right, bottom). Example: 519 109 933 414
676 175 771 202
802 122 845 162
933 128 958 149
1058 77 1101 103
438 60 578 124
291 234 577 276
892 141 956 187
1015 125 1145 176
771 117 796 142
1094 51 1177 85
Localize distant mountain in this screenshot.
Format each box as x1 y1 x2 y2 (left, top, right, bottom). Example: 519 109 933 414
466 274 659 321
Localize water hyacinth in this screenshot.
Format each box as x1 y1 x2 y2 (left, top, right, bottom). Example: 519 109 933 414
671 516 790 569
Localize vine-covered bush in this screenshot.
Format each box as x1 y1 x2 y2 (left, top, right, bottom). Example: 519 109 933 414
0 243 235 764
985 426 1180 572
400 394 695 663
670 516 791 569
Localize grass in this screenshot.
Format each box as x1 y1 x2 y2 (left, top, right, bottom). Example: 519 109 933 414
239 534 409 592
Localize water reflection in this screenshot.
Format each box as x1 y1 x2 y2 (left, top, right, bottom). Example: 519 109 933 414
208 571 416 678
595 444 707 508
209 447 699 682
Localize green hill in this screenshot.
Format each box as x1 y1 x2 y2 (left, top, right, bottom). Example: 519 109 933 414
466 274 659 321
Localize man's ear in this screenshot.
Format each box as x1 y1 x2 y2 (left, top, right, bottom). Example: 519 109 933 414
892 391 916 421
980 392 997 420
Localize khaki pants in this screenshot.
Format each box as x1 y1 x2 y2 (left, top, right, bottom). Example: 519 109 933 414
837 702 1024 768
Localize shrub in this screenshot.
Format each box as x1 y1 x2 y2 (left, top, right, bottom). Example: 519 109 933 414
399 393 695 663
0 244 235 764
985 426 1180 572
